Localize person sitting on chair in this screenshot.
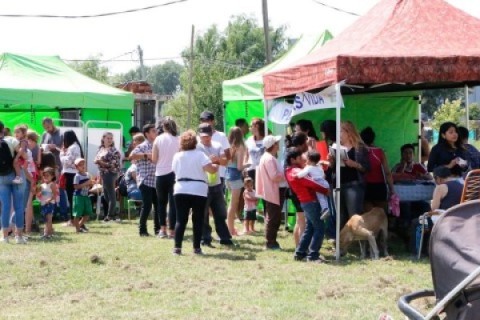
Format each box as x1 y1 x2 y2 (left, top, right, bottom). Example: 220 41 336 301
408 166 464 255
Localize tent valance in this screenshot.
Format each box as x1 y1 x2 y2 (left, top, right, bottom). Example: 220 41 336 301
0 53 134 110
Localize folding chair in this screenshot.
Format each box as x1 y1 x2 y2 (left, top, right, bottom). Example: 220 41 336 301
460 169 480 203
127 199 142 223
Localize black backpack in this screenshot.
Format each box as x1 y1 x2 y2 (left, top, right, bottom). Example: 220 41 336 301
116 173 128 197
0 138 14 176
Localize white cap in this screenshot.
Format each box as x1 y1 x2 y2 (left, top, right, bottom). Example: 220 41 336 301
74 158 85 166
263 135 282 149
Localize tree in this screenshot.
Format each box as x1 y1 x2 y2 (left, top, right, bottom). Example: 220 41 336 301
111 61 184 95
69 55 109 84
468 103 480 120
162 91 194 131
170 14 287 130
146 61 184 95
431 99 473 130
421 88 464 118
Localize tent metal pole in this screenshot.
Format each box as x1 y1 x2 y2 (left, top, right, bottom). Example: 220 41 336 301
418 95 422 164
335 83 342 261
263 99 269 137
465 85 470 131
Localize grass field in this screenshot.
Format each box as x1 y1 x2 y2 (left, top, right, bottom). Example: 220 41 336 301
0 218 434 320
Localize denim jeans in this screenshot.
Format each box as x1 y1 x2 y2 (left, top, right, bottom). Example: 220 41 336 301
0 172 26 230
58 189 69 221
202 184 231 244
340 181 365 227
101 171 118 218
138 183 159 234
156 172 176 230
295 201 325 260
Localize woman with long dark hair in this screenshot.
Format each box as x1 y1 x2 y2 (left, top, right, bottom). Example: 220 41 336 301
95 132 122 222
60 130 84 225
427 122 469 177
295 119 319 151
245 118 266 182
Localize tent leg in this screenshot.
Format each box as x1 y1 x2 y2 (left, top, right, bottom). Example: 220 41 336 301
335 83 342 262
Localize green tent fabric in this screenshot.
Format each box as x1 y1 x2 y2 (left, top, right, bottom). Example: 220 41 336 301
0 53 133 110
290 91 420 167
223 31 334 102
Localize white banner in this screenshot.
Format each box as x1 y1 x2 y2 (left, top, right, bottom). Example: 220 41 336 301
268 83 343 124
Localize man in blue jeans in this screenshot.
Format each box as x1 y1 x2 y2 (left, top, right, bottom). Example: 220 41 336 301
285 148 329 262
0 121 27 244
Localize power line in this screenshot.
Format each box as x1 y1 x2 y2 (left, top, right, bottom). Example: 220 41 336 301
0 0 188 19
311 0 360 17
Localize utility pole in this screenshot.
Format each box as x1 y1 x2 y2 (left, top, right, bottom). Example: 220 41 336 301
262 0 272 64
137 45 146 80
187 25 195 129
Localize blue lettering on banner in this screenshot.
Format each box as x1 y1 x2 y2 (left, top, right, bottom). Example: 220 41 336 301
281 108 292 121
294 95 303 110
303 92 325 106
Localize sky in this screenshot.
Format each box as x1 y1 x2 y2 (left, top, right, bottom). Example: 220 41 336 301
0 0 478 75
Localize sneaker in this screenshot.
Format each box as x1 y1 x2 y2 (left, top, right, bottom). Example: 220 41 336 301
294 255 306 261
139 232 150 237
114 218 122 223
320 208 330 220
172 248 182 256
15 236 27 244
201 241 215 248
193 248 203 255
103 217 111 223
265 244 282 251
76 228 88 233
40 234 52 240
12 176 23 184
1 237 9 244
157 230 167 239
219 239 234 246
80 224 89 232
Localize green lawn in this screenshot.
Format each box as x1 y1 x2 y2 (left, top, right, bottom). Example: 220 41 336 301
0 219 433 319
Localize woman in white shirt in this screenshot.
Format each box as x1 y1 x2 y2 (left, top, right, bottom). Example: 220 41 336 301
171 130 218 255
152 117 180 239
60 130 83 224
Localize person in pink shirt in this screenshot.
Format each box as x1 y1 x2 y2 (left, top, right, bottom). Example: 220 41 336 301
255 135 285 250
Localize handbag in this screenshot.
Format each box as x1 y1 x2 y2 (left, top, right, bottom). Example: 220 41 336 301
59 173 66 189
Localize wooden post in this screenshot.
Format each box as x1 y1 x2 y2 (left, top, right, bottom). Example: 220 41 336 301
262 0 272 64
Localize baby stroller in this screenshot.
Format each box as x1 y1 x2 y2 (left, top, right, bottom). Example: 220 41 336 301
398 200 480 319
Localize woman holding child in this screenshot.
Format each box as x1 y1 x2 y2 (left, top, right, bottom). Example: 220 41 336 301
285 148 330 263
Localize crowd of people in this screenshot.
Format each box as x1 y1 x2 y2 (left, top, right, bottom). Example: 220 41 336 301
1 113 478 261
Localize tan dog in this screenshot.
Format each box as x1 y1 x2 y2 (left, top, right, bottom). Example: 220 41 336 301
339 207 388 259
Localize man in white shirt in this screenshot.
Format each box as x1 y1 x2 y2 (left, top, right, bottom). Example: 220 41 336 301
199 111 231 186
197 123 233 247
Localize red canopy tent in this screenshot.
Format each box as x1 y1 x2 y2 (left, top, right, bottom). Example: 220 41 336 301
263 0 480 99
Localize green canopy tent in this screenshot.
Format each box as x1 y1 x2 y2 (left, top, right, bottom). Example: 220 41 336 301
222 31 333 132
0 53 134 136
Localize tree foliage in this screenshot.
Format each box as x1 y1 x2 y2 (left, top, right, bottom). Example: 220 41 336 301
69 55 109 83
170 14 287 130
162 91 193 131
468 103 480 120
421 88 464 118
111 61 184 95
431 99 473 130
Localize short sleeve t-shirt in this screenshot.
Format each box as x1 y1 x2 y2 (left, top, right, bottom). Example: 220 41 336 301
212 131 230 178
172 150 211 197
246 136 265 171
197 141 223 186
73 172 91 196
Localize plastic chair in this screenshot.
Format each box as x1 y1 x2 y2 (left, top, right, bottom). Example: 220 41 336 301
127 199 142 223
460 169 480 203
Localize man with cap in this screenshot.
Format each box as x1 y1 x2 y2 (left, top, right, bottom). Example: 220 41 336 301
197 123 233 247
199 111 231 185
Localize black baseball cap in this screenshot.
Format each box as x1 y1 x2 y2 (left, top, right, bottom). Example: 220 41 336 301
198 123 213 136
433 166 451 179
200 111 215 121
